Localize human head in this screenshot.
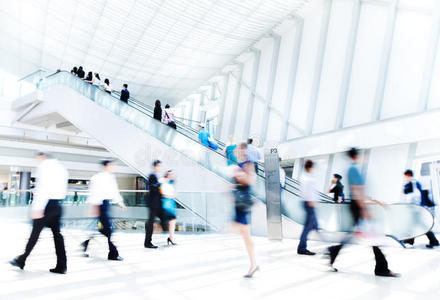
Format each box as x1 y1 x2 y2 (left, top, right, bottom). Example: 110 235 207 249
95 73 100 80
164 169 175 181
104 78 109 85
101 159 115 173
347 147 359 162
36 152 50 164
88 71 92 77
304 160 314 173
247 138 253 145
152 159 162 173
155 99 161 107
165 104 170 109
237 142 248 162
72 67 77 73
79 66 83 70
333 174 342 183
123 84 128 89
404 169 413 182
199 123 205 130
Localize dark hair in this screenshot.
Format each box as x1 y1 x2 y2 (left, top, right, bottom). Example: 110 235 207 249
72 67 77 73
101 159 114 167
153 160 162 167
123 84 128 88
164 169 173 178
165 104 170 109
95 73 100 80
79 66 83 70
36 152 48 157
304 160 314 170
333 174 342 181
155 100 161 107
104 78 110 85
87 71 92 76
247 138 253 144
347 147 359 159
404 169 413 177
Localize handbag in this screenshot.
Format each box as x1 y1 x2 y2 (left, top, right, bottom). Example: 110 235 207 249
421 190 435 207
233 187 254 211
164 111 177 129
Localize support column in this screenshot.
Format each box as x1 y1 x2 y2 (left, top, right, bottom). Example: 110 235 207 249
243 49 261 140
371 0 398 121
264 147 282 240
324 154 335 192
418 1 440 111
261 33 281 144
216 73 230 140
281 17 304 142
335 0 361 129
406 143 418 170
228 63 244 136
306 0 332 135
19 171 31 205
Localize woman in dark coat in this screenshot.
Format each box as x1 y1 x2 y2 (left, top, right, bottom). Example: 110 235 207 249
153 99 162 122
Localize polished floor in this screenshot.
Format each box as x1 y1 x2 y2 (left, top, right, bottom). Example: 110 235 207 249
1 220 440 300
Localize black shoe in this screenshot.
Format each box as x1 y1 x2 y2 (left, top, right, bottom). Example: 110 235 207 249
426 243 439 248
144 243 158 249
108 256 124 261
10 258 25 270
375 271 400 277
50 267 67 274
244 266 260 278
297 250 316 256
167 237 177 246
80 240 89 252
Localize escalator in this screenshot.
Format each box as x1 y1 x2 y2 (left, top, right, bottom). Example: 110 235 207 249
14 70 434 240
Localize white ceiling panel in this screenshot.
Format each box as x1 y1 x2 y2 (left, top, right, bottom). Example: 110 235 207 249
0 0 310 105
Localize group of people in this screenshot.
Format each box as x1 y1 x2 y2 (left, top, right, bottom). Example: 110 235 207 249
10 153 179 274
296 147 439 277
153 100 177 129
70 66 130 104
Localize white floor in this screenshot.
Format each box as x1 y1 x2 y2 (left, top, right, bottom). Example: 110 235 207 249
1 220 440 300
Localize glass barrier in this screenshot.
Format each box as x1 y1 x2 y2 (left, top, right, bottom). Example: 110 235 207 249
21 71 434 238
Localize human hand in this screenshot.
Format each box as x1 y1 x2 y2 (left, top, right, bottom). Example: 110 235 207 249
31 210 44 220
119 202 127 211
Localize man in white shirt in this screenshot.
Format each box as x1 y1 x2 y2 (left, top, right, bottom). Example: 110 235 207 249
11 153 68 274
297 160 319 255
81 160 126 260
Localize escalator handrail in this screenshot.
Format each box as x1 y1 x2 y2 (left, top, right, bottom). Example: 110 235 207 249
38 70 331 203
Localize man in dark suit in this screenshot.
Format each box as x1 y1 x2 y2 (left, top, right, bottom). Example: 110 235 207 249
402 169 439 248
120 84 130 103
144 160 167 248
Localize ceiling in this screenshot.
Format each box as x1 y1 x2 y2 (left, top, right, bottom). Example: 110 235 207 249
0 0 310 105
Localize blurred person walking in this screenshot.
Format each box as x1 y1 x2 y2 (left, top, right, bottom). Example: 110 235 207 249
162 104 177 129
144 160 167 248
402 169 439 248
231 142 258 278
297 160 319 255
80 160 126 260
10 153 68 274
160 170 178 245
328 174 344 203
224 136 237 166
246 138 261 173
154 100 162 122
120 84 130 104
327 148 399 277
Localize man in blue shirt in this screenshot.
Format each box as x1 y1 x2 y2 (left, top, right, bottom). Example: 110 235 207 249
198 124 210 147
327 148 399 277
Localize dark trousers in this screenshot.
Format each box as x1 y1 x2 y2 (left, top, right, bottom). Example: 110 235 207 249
329 201 390 274
83 200 119 259
253 162 258 174
144 206 167 246
403 231 439 246
298 202 318 251
18 200 66 269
